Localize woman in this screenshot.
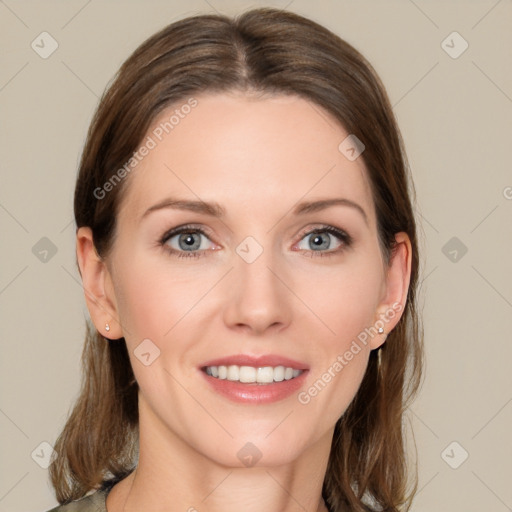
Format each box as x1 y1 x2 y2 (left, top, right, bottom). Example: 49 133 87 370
47 7 423 512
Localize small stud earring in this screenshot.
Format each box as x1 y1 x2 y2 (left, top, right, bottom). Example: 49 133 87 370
377 327 384 334
105 323 110 332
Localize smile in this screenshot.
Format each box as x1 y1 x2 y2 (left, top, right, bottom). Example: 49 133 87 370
204 365 303 384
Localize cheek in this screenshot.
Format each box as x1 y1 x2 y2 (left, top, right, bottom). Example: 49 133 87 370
291 252 383 418
112 251 206 343
295 252 384 344
110 252 221 395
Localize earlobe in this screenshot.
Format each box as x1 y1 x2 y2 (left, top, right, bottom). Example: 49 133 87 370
76 227 123 339
370 232 412 350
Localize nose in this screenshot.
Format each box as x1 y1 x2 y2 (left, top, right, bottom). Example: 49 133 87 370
222 247 292 335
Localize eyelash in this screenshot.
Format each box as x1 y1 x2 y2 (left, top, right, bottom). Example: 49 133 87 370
159 223 353 259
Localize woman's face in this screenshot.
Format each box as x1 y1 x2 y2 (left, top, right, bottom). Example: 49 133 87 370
95 92 408 467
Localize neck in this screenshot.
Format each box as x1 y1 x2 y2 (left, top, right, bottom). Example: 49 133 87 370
107 400 333 512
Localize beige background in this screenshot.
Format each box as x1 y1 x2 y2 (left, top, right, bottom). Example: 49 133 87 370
1 1 511 511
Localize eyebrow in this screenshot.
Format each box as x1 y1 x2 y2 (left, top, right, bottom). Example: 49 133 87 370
141 197 368 224
294 198 368 224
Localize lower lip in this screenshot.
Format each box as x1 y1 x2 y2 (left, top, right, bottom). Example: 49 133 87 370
200 369 309 404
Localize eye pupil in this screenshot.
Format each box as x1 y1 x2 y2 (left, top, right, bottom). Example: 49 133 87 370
310 233 330 250
179 233 201 250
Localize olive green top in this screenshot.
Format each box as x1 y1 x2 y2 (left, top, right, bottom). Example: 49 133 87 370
46 481 115 512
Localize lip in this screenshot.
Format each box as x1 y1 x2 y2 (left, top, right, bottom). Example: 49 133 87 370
200 367 309 404
199 355 310 404
200 354 310 371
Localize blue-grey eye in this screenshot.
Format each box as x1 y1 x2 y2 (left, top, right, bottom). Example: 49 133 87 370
296 230 344 252
165 231 212 252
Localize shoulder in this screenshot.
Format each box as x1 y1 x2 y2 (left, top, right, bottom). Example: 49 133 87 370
45 488 108 512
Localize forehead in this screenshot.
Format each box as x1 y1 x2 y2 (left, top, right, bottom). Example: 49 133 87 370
118 92 375 226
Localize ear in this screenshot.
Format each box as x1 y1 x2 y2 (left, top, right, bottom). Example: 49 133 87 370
370 232 412 350
76 226 124 340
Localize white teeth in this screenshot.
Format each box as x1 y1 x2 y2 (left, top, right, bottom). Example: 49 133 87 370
239 366 257 383
227 365 239 381
204 364 304 384
257 366 274 383
273 365 285 382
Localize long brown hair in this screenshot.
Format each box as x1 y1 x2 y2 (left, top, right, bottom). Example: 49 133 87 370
50 8 423 511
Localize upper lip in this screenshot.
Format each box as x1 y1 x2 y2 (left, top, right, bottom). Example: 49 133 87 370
200 354 309 371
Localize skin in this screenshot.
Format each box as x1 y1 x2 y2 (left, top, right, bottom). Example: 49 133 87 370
76 91 412 512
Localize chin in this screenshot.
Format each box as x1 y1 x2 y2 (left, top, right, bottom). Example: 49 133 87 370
194 426 313 469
